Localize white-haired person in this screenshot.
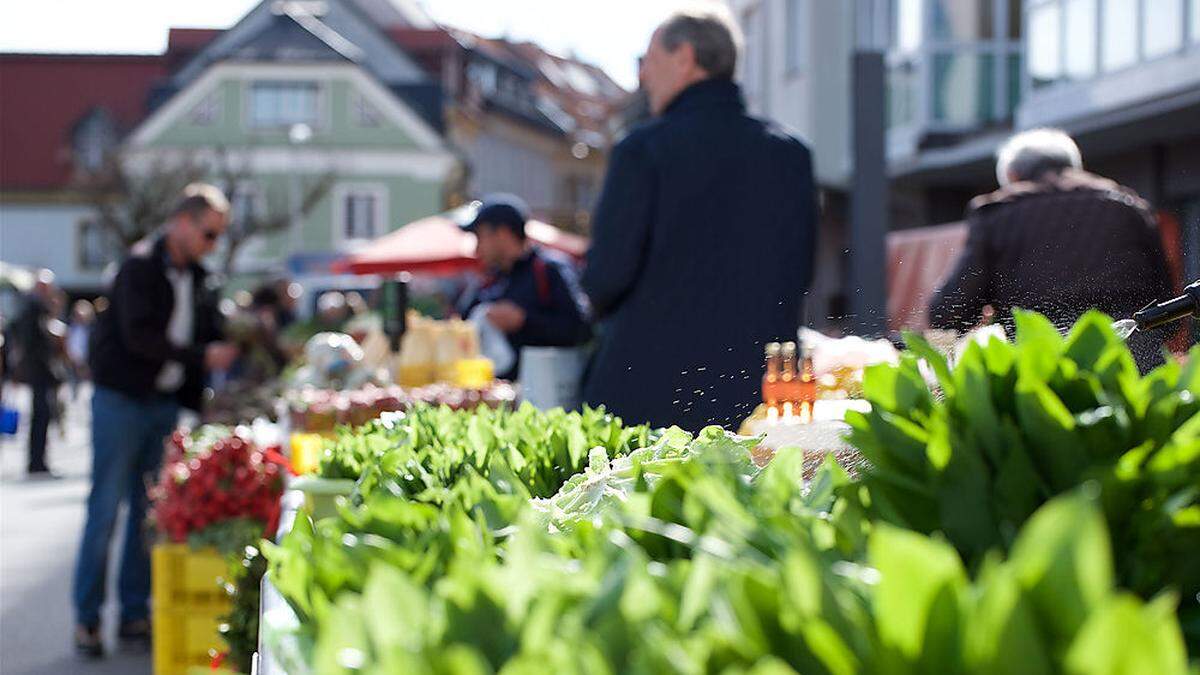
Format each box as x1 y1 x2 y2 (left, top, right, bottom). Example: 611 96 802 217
929 128 1174 371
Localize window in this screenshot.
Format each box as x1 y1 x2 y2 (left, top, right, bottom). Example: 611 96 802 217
1143 0 1183 59
931 0 995 41
1029 1 1063 88
932 52 995 124
188 92 221 126
740 6 764 108
1007 53 1023 117
1102 0 1138 71
785 0 808 73
78 220 110 270
1064 0 1097 80
893 0 923 53
344 194 376 240
352 93 383 127
336 186 387 244
887 59 919 127
229 184 263 239
73 109 116 174
1193 0 1200 42
249 81 319 129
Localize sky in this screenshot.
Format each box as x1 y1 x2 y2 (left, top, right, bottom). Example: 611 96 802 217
0 0 699 90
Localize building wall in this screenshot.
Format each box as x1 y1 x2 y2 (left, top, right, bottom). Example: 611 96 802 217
149 78 421 150
730 0 853 187
123 61 454 280
449 111 564 217
0 202 107 293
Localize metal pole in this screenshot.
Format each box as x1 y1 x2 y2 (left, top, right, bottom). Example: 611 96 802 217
848 46 889 337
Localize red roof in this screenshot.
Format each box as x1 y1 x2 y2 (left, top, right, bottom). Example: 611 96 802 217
0 53 165 191
166 28 222 72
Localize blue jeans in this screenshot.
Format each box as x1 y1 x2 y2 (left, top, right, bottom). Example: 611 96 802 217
73 385 178 627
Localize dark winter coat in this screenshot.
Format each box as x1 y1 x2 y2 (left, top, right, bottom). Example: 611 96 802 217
929 169 1174 370
581 79 818 431
89 235 224 411
457 246 592 381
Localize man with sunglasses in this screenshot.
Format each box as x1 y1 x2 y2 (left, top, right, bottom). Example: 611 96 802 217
73 183 238 658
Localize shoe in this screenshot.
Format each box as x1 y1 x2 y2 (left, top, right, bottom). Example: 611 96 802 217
117 618 151 653
75 624 103 660
26 468 62 481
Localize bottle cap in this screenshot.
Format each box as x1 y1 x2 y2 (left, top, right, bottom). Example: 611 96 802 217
765 342 781 356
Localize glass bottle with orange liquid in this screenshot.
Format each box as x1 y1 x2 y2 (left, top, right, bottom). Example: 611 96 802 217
761 342 782 421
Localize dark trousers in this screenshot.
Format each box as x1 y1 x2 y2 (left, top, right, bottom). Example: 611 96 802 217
28 378 54 472
72 386 178 627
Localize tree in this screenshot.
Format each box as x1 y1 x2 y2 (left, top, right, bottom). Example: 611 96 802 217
209 148 335 277
76 147 334 276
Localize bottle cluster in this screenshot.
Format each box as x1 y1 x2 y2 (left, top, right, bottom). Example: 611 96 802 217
761 340 816 423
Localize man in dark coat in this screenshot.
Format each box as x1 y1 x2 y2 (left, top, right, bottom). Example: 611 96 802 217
929 128 1174 371
581 8 818 431
457 194 592 381
72 184 238 658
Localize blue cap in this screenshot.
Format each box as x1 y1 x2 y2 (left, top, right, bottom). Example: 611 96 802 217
457 193 529 235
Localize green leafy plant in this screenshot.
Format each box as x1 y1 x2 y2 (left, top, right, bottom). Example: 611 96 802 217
218 544 268 674
847 310 1200 651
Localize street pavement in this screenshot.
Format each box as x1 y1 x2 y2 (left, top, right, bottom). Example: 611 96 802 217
1 383 151 675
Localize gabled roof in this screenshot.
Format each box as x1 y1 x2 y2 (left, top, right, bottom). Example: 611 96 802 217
0 53 166 191
169 0 427 91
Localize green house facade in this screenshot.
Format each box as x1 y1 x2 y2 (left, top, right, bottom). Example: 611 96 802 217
124 1 458 290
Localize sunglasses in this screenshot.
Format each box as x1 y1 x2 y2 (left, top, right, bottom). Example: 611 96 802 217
201 229 221 242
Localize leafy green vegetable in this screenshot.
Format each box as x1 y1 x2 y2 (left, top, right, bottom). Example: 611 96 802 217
848 311 1200 652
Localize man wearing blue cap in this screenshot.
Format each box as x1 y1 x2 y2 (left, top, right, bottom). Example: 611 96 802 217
457 194 592 380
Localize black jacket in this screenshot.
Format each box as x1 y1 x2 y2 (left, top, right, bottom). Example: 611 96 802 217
9 295 60 385
458 246 592 380
89 236 224 410
581 79 818 431
929 169 1174 370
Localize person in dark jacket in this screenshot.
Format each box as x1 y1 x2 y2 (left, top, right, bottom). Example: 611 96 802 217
72 184 238 659
929 128 1174 371
11 269 66 477
581 8 818 431
457 194 592 381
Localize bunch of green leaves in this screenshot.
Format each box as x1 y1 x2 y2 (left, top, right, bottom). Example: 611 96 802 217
188 517 269 556
846 310 1200 650
219 544 269 674
290 436 1191 675
319 403 657 501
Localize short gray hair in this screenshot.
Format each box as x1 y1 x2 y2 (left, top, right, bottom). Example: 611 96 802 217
658 6 743 80
171 182 231 220
995 128 1082 186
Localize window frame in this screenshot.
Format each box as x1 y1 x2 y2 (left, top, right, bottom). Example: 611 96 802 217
77 218 111 271
245 79 325 131
332 183 389 249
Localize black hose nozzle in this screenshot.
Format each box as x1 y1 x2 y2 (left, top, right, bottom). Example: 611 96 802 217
1133 280 1200 331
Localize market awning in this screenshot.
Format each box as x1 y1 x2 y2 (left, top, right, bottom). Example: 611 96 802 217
332 212 589 276
887 221 968 332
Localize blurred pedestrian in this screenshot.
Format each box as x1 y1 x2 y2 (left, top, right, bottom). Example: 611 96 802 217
9 269 67 478
456 194 592 380
72 183 238 658
928 128 1174 371
582 8 818 430
66 299 95 397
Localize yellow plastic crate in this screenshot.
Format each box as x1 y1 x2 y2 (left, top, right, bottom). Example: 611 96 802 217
152 544 230 675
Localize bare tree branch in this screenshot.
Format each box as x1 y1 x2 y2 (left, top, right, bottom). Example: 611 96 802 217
75 147 336 277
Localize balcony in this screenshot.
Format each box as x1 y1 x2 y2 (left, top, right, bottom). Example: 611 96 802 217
885 0 1023 161
1019 0 1200 130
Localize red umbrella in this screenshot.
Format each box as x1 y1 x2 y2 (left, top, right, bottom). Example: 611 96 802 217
332 212 588 276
